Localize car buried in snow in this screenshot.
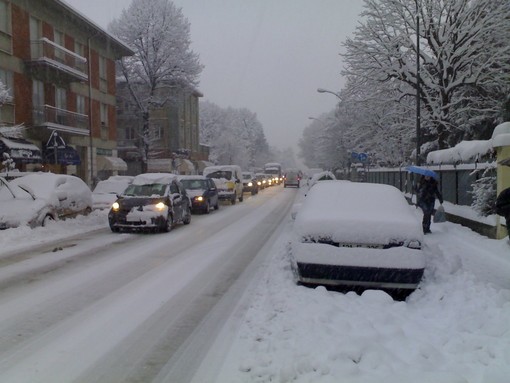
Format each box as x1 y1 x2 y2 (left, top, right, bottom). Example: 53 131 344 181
0 176 58 229
108 173 191 233
92 175 134 210
290 180 425 298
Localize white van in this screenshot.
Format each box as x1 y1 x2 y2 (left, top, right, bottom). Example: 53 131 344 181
203 165 243 204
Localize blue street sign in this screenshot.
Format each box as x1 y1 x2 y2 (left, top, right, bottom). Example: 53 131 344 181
351 151 359 160
358 152 368 162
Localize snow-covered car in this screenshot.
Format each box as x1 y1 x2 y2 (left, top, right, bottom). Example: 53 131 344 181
92 175 134 210
0 176 58 229
290 181 425 297
307 170 336 188
241 171 259 195
10 173 92 220
178 175 219 214
108 173 191 232
203 165 243 204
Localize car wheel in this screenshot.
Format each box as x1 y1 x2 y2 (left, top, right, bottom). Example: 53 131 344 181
204 201 210 214
42 214 55 227
110 226 120 233
239 194 243 202
214 200 220 210
231 196 236 205
163 213 173 232
183 207 192 225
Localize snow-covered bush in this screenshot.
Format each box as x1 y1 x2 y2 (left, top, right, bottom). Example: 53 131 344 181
470 168 496 216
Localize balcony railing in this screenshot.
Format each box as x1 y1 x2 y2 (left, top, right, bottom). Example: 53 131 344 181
33 104 89 136
28 38 88 82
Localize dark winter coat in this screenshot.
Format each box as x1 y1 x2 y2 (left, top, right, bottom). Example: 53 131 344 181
495 187 510 217
417 176 443 207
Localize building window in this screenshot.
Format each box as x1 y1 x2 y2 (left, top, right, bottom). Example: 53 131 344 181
55 87 67 125
32 80 44 124
0 69 13 123
29 17 42 58
126 126 137 140
76 95 85 115
0 0 11 53
74 41 85 59
100 103 108 127
151 124 163 140
54 29 65 62
0 68 13 99
99 56 107 92
0 1 10 34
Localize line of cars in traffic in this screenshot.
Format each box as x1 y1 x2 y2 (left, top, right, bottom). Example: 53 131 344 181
0 164 284 232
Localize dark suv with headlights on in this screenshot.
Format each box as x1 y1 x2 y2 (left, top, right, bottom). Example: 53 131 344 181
108 173 191 233
178 175 219 214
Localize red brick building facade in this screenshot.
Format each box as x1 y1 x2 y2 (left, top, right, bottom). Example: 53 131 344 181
0 0 133 185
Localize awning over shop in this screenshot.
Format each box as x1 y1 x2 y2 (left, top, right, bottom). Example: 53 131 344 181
176 159 195 174
147 158 173 173
43 145 81 165
97 156 128 171
0 137 42 163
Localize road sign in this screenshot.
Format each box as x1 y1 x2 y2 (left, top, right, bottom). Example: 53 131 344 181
358 152 368 162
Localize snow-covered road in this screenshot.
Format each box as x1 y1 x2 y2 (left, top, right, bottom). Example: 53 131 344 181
0 186 294 382
1 184 510 383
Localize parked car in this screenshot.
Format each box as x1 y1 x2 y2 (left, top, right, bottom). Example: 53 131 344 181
241 171 259 195
290 181 425 298
307 170 336 188
203 165 243 204
178 175 219 214
92 176 134 210
0 176 58 229
10 173 92 219
284 169 301 188
108 173 191 233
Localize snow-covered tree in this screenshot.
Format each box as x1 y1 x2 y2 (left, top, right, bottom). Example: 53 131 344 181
0 80 10 106
199 101 271 169
470 167 497 216
109 0 203 172
342 0 510 151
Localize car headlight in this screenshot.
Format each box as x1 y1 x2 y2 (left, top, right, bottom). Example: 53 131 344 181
257 181 261 186
248 182 253 187
195 196 204 202
112 202 120 211
155 202 166 211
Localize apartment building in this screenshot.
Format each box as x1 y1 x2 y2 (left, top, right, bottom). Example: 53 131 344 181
116 84 210 175
0 0 133 185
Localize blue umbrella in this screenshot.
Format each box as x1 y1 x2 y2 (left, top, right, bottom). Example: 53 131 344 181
406 165 439 180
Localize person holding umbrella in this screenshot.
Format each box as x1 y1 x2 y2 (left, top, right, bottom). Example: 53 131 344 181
416 175 443 234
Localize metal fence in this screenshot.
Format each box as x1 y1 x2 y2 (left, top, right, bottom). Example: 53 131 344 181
365 163 495 207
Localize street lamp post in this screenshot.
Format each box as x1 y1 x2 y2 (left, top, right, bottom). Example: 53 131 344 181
415 1 421 166
317 88 342 100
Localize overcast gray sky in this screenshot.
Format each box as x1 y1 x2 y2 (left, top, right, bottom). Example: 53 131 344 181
64 0 364 152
